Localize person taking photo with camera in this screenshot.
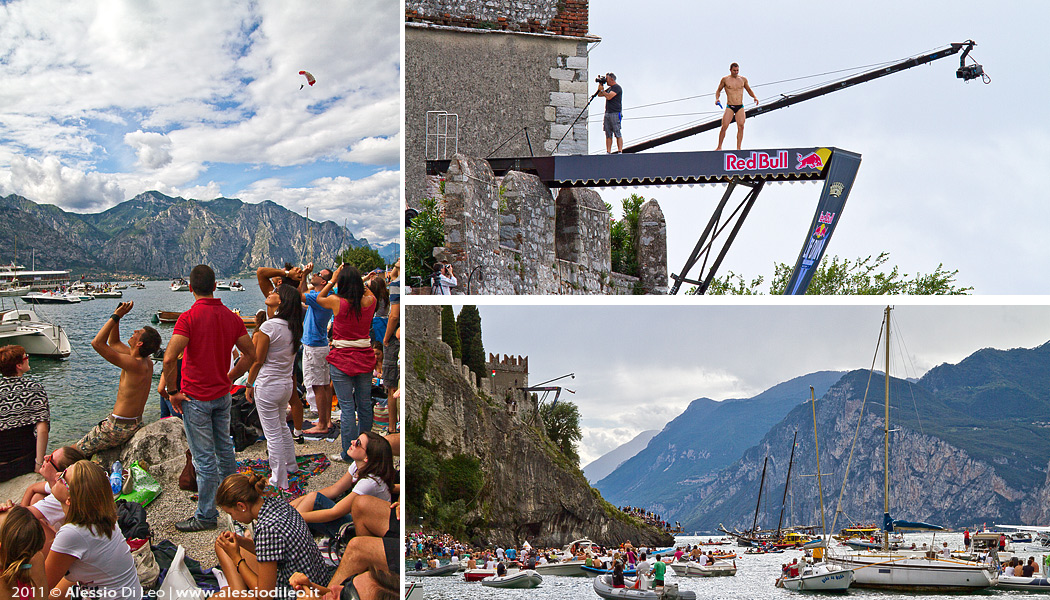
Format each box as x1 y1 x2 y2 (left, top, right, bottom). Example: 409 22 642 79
596 72 623 154
433 263 457 296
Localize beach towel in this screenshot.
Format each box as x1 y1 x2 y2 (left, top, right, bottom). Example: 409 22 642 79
235 453 330 500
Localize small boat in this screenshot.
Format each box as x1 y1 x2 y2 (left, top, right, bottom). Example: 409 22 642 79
215 281 232 291
464 569 495 582
593 575 696 600
112 284 127 290
998 574 1050 591
156 310 183 324
92 290 123 298
534 559 588 577
130 283 146 289
0 282 31 297
171 279 190 292
481 570 542 589
0 308 72 358
21 292 80 304
780 562 854 592
405 563 458 577
229 281 245 291
686 561 736 577
404 581 423 600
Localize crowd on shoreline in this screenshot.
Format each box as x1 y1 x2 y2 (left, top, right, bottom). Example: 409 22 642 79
0 260 404 600
618 505 681 533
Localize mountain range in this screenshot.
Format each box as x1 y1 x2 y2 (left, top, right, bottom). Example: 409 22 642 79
591 341 1050 532
0 192 398 277
583 429 659 484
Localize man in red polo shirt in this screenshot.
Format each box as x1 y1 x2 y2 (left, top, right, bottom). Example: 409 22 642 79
162 264 255 532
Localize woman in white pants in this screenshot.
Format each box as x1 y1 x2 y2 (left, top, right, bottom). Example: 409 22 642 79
246 285 304 490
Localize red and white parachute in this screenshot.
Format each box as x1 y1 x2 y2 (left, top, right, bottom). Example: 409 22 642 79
298 70 316 90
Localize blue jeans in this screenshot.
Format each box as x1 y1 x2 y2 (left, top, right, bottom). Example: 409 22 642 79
182 394 237 523
308 493 354 538
330 366 372 461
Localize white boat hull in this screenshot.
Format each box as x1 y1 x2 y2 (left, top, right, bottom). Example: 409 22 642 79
826 552 997 590
0 309 72 358
687 561 736 577
404 581 424 600
480 570 542 589
998 574 1050 591
781 563 854 592
593 575 696 600
21 292 80 304
534 561 588 576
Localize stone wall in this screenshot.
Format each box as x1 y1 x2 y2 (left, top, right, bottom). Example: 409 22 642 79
405 2 597 207
429 154 666 294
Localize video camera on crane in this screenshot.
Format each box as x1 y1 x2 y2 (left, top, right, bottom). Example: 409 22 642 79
956 40 985 82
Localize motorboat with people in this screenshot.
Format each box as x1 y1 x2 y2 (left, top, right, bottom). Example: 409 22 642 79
687 561 736 577
171 279 190 291
91 289 122 298
405 563 458 577
593 575 696 600
997 574 1050 591
0 307 72 358
215 281 232 291
480 570 542 589
21 291 80 304
779 562 854 592
229 281 245 291
534 538 596 576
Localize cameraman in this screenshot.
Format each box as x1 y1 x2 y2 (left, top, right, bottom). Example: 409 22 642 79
432 263 457 295
596 72 623 154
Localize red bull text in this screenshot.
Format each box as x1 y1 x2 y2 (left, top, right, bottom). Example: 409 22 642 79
724 151 789 171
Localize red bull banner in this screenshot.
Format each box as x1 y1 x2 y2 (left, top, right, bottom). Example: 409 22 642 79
783 149 863 294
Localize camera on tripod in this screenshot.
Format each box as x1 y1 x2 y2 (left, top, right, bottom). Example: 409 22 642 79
595 75 607 85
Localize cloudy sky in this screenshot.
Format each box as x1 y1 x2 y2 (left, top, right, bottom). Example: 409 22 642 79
435 303 1050 465
0 0 400 245
587 0 1048 294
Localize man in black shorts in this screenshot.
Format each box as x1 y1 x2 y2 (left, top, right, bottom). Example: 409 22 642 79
597 73 623 154
715 62 759 150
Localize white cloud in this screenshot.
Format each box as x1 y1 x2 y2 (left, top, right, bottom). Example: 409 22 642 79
4 155 124 210
124 131 173 169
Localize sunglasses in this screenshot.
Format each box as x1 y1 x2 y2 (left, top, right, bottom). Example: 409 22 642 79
351 438 365 448
56 468 68 488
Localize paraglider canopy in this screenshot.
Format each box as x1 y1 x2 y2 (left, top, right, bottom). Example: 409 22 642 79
299 70 316 89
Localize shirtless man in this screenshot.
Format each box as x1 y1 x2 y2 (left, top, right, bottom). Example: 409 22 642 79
76 301 162 456
715 62 760 151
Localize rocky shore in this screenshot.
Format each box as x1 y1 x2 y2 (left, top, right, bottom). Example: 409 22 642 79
0 417 352 566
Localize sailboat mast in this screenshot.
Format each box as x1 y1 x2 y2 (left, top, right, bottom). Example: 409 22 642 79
777 430 798 537
883 305 891 551
752 455 768 535
811 386 827 540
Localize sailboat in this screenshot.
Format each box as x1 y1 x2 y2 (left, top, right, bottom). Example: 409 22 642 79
824 306 998 591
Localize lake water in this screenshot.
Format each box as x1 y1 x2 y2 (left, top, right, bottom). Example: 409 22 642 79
7 280 267 450
408 533 1050 600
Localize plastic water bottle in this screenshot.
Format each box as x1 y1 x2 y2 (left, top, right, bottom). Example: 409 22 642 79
110 461 123 494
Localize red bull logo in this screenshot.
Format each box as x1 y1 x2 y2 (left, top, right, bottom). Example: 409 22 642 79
813 223 828 239
797 152 824 169
724 150 789 171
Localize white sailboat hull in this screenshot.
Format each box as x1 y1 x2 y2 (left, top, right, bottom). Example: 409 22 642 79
826 553 997 590
781 563 854 591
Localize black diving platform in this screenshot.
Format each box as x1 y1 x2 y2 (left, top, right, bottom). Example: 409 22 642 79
425 147 851 188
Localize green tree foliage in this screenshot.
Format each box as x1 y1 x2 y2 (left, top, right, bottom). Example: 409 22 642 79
441 305 461 359
437 454 484 504
540 400 583 466
700 253 973 295
609 194 645 277
337 245 385 274
457 305 486 383
406 437 439 513
406 198 444 283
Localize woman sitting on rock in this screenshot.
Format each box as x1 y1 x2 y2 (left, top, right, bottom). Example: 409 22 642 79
214 472 328 596
290 431 396 537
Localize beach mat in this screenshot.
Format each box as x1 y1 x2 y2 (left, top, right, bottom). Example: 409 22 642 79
235 453 330 500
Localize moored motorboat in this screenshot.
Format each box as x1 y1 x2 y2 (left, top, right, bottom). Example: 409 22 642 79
405 563 458 577
0 283 31 297
998 574 1050 591
780 562 854 592
686 561 736 577
592 575 696 600
21 291 80 304
0 308 72 358
480 570 542 589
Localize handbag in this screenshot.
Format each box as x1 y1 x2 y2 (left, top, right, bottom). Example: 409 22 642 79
178 449 197 492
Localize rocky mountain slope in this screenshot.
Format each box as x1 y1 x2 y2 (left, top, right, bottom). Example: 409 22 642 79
583 429 659 484
0 192 391 277
594 371 845 515
405 306 673 548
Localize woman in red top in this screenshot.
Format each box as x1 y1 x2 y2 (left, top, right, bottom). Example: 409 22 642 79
315 264 376 462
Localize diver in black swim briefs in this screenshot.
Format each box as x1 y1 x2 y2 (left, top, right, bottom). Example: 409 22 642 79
715 62 759 150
